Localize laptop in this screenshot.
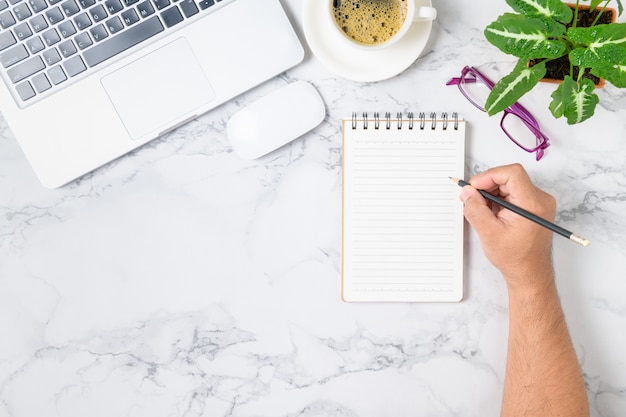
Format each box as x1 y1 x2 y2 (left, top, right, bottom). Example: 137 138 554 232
0 0 304 188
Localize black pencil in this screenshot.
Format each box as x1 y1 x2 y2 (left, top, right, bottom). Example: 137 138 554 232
450 177 590 247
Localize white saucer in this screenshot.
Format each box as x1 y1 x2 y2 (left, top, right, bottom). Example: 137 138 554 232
302 0 434 82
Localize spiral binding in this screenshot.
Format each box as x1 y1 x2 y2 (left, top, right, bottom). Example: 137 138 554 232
351 112 459 130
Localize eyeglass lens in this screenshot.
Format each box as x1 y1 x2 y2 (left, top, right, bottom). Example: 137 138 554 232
501 112 547 152
459 71 491 112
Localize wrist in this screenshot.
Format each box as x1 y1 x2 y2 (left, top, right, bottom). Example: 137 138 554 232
503 263 556 299
505 270 562 330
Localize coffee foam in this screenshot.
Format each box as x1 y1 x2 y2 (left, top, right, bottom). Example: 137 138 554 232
332 0 408 46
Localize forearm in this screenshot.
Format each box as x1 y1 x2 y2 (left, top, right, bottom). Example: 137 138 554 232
460 165 588 415
501 273 589 417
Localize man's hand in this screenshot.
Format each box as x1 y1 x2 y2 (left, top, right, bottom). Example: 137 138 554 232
460 163 556 292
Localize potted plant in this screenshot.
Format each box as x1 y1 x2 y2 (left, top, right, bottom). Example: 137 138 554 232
483 0 625 124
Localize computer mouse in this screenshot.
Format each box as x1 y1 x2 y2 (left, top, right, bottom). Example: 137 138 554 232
227 81 326 159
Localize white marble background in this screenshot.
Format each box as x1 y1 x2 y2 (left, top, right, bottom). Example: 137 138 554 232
1 0 625 416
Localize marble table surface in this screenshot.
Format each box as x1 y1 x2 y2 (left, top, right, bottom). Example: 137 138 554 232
1 0 625 416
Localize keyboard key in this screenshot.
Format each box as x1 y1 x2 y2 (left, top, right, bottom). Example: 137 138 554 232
198 0 213 10
77 0 94 8
74 31 91 49
104 0 122 14
41 27 60 45
58 38 76 56
152 0 168 10
89 23 107 41
178 0 197 17
0 30 17 50
160 5 181 27
105 15 122 33
0 43 27 67
73 11 91 29
58 19 76 37
29 14 48 31
13 21 32 39
31 72 51 92
136 0 153 17
62 54 85 76
89 4 106 21
28 0 47 12
61 0 79 16
83 15 163 67
45 6 64 24
13 2 32 20
47 64 66 84
123 0 138 6
25 34 44 53
0 0 8 10
42 47 61 64
15 80 36 100
7 54 44 83
120 8 138 25
0 10 16 28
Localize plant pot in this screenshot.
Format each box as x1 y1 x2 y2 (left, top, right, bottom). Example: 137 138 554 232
528 2 617 88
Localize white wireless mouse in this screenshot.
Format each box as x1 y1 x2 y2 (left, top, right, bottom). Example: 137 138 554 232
227 81 326 159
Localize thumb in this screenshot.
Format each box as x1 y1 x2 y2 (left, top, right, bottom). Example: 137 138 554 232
460 186 500 235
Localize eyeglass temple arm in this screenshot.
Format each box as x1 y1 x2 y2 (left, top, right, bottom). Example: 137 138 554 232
447 77 485 86
446 77 485 87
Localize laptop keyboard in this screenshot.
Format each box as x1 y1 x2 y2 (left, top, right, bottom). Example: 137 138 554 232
0 0 227 105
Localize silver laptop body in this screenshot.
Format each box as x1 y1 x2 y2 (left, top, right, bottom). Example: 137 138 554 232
0 0 304 187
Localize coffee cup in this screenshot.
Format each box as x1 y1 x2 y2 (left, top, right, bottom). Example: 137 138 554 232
330 0 437 50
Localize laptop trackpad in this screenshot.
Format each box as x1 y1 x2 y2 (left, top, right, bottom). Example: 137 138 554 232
102 38 216 139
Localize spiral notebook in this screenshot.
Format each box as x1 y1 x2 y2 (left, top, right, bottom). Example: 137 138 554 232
342 112 466 302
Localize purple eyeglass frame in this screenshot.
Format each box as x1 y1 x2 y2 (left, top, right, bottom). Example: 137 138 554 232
446 66 550 161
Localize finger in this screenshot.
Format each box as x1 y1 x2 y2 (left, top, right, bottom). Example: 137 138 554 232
470 164 531 201
460 186 502 235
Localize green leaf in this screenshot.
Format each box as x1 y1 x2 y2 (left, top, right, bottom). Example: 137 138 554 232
485 60 547 116
485 13 569 59
551 76 599 124
569 24 626 68
506 0 573 22
568 22 626 45
591 60 626 87
588 0 604 11
549 80 566 118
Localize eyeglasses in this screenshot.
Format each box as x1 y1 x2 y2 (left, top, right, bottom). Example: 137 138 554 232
446 66 550 161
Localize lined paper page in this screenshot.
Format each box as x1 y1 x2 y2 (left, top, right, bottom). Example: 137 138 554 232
342 116 465 302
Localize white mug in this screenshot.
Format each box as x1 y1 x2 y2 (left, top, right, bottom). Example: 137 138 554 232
329 0 437 50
